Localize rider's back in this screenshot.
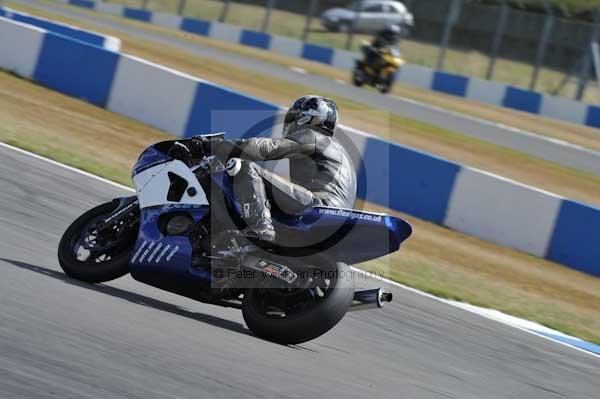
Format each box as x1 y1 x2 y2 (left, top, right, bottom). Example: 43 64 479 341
287 127 357 209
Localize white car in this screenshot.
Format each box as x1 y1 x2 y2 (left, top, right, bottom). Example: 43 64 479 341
321 0 414 33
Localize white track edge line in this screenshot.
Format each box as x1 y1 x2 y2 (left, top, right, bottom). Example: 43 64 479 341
2 140 599 360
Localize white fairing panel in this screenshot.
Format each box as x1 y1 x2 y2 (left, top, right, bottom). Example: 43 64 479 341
133 160 209 208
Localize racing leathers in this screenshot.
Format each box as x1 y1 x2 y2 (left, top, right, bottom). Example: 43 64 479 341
207 126 357 241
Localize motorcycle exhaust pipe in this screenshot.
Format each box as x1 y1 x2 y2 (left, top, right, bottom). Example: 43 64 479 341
350 288 393 311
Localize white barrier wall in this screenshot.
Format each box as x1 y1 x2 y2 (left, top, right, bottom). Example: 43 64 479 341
0 17 44 78
269 35 303 58
107 55 198 137
150 12 182 30
444 168 563 257
465 77 506 107
208 22 241 44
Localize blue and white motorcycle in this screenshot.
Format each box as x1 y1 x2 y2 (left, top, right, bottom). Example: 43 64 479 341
58 134 412 344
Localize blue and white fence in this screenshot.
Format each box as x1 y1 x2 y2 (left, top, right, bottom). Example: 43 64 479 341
0 15 598 277
0 5 120 50
57 0 600 129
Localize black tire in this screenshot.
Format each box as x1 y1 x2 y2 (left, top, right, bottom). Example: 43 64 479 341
352 68 364 87
378 72 396 94
242 261 354 344
58 201 135 283
378 83 391 94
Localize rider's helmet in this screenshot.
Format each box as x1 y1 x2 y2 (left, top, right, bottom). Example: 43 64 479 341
283 95 339 136
380 24 402 45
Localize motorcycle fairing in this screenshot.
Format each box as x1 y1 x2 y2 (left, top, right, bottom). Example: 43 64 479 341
210 167 412 263
133 160 208 209
129 205 215 302
130 139 412 289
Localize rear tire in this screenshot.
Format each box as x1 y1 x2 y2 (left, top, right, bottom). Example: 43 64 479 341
378 72 395 94
242 261 354 344
58 201 136 283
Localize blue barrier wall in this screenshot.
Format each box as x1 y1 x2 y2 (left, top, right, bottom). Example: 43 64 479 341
547 200 600 276
0 6 119 50
181 17 210 36
184 82 280 138
34 33 118 106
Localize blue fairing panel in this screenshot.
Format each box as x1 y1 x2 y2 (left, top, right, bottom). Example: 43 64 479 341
130 206 212 292
132 141 174 176
272 207 412 264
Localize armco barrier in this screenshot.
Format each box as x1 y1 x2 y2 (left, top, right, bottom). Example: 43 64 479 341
57 0 599 129
1 15 598 277
0 6 120 50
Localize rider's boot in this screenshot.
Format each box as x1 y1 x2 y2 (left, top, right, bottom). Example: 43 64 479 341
241 198 275 242
228 158 276 242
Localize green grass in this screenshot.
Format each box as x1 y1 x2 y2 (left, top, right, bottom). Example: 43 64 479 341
105 0 600 102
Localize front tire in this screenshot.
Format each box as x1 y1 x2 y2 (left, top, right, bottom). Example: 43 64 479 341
352 67 365 87
242 261 354 344
58 201 136 283
378 70 396 94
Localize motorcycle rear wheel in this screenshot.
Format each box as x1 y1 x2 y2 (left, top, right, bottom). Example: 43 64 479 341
58 201 136 283
242 261 354 344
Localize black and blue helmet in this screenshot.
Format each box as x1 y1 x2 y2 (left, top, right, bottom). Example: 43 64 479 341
284 95 339 136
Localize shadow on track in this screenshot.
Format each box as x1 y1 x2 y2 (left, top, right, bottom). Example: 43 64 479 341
0 258 251 337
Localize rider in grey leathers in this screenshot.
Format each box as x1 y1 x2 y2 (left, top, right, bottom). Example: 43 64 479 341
172 95 357 242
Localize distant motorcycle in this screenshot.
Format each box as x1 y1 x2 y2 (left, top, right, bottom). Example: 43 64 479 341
58 134 412 344
352 46 404 94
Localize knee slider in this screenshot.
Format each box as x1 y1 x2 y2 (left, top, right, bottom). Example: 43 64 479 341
226 158 242 176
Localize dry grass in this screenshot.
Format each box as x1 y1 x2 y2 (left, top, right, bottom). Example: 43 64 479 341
2 70 599 344
0 72 167 184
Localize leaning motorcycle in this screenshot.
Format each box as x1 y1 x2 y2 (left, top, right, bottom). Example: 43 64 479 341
352 45 405 94
58 134 412 344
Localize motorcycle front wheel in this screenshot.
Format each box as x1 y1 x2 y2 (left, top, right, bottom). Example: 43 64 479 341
352 67 365 87
58 201 137 283
242 260 354 344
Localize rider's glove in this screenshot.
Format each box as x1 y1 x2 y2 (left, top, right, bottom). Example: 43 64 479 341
167 141 192 166
189 135 223 156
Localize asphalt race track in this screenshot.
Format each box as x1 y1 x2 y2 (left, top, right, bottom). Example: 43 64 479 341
2 145 600 398
12 0 600 176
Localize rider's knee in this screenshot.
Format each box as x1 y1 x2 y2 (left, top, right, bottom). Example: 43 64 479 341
226 158 260 179
226 158 243 176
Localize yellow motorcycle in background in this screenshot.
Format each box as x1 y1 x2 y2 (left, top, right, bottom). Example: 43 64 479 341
352 45 405 94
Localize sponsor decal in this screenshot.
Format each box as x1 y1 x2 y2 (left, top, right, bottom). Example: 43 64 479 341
165 245 180 262
138 241 154 263
147 242 163 262
133 241 179 264
131 240 147 263
258 259 297 284
155 244 171 263
318 208 383 222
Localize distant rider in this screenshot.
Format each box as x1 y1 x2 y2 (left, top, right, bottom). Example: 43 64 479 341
363 24 402 75
168 95 357 242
